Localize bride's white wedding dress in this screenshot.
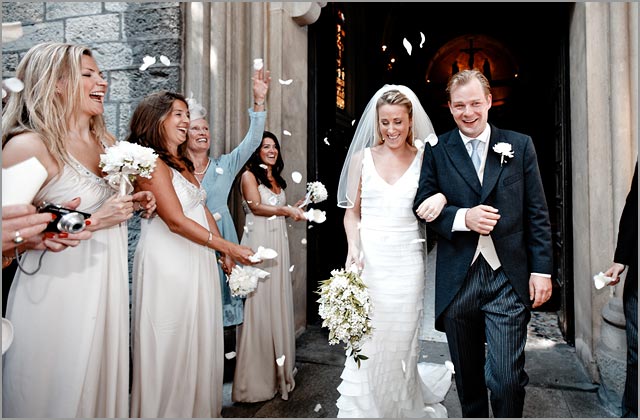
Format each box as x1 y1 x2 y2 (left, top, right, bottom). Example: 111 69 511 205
337 147 452 418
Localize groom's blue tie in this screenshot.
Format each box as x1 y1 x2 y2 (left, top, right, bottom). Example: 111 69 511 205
470 139 481 173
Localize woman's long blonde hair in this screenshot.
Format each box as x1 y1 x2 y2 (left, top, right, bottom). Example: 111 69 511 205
2 42 114 170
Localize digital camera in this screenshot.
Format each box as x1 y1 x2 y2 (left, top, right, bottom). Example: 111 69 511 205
38 202 91 234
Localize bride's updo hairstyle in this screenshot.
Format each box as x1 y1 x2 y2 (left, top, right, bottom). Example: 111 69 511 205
375 90 414 146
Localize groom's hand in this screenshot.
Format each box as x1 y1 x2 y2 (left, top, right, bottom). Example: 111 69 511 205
465 205 500 235
529 274 553 308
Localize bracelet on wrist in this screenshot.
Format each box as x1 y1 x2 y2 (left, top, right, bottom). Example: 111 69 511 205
205 230 213 247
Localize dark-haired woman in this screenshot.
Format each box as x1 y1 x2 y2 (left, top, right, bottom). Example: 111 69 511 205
127 91 257 418
232 131 306 402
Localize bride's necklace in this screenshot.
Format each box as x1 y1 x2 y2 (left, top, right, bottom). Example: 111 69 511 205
194 159 211 175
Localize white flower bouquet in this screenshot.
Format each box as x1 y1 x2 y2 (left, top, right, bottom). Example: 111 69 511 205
316 265 373 368
227 265 270 297
99 141 158 196
299 181 328 207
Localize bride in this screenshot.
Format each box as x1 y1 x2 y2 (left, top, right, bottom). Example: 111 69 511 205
336 85 453 418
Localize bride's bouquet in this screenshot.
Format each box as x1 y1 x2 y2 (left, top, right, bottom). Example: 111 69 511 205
299 181 328 208
316 265 373 368
99 141 158 196
227 265 270 297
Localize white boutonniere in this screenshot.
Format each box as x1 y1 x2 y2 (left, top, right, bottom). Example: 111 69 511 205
492 142 514 166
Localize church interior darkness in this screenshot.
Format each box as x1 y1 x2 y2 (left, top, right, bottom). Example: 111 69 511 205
306 2 574 340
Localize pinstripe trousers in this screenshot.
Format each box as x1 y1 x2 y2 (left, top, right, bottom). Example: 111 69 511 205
442 255 530 418
622 263 638 418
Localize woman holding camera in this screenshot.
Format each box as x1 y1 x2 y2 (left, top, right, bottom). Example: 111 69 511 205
1 42 155 418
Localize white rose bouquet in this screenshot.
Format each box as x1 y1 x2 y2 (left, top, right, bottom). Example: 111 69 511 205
316 265 373 368
227 265 270 297
299 181 328 207
99 141 158 196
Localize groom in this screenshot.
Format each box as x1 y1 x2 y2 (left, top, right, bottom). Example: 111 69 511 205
413 69 553 417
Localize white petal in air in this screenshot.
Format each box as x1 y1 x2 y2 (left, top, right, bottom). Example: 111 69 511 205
314 404 322 412
323 137 330 146
276 355 286 366
351 119 356 126
213 212 222 221
291 171 303 184
420 32 426 48
410 238 426 244
301 238 307 245
401 359 406 373
283 130 292 136
3 77 24 93
289 265 295 272
139 55 156 71
159 55 171 66
253 58 264 70
225 351 236 359
267 215 277 221
403 38 412 56
259 164 268 170
243 225 249 234
278 78 293 85
444 360 455 373
215 167 224 174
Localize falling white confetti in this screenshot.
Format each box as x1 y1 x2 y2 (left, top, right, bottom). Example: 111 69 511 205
410 238 426 244
139 55 156 71
3 77 24 93
213 212 222 221
243 225 249 233
323 137 330 146
278 78 293 85
225 351 236 360
215 167 224 174
283 130 292 136
308 225 313 229
259 164 268 170
444 360 455 374
253 58 264 70
403 38 412 56
267 215 277 221
401 360 406 373
159 55 171 66
301 238 307 245
314 404 322 412
351 119 356 126
289 265 295 272
291 171 302 184
276 355 286 366
420 32 426 48
247 200 253 204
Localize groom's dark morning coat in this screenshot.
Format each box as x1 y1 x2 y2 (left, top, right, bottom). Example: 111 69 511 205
413 125 553 331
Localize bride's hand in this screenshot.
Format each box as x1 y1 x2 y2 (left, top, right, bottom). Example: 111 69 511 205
345 247 363 271
416 192 447 222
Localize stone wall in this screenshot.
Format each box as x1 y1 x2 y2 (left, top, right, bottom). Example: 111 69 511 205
2 1 184 283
